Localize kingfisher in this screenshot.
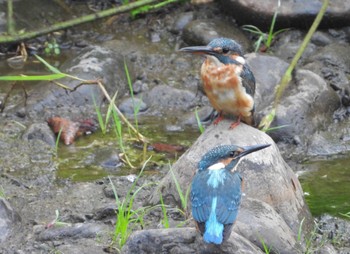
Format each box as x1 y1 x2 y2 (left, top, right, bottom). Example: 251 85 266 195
191 144 270 244
179 38 256 128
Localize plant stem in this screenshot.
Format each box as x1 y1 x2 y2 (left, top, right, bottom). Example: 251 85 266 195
0 0 160 44
259 0 329 130
7 0 16 35
273 0 329 107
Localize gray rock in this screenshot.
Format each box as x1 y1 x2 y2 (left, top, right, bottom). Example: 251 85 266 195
22 123 56 147
272 30 317 63
121 227 264 254
218 0 350 29
318 214 350 248
119 97 148 115
182 105 214 127
15 46 128 121
267 69 338 142
0 198 21 243
182 19 252 52
148 122 312 252
171 12 194 34
246 53 340 157
304 43 350 88
235 198 300 253
37 223 106 241
143 84 197 112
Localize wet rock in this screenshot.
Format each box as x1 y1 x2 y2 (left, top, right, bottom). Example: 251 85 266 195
22 123 56 147
148 122 312 252
121 227 264 254
218 0 350 29
37 223 107 241
0 198 21 243
119 97 148 115
182 19 252 52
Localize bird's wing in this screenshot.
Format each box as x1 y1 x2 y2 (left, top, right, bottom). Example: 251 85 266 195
216 172 242 224
241 64 256 96
191 172 211 222
191 171 242 225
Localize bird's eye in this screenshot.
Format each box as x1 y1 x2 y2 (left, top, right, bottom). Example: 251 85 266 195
229 151 239 157
222 47 230 54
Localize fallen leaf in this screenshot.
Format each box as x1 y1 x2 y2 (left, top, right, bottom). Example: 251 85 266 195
47 117 97 145
151 143 185 153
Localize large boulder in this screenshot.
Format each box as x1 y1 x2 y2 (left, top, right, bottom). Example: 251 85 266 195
217 0 350 29
144 121 312 253
246 53 340 157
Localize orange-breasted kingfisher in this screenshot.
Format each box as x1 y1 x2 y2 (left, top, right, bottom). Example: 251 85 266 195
179 38 256 128
191 144 270 244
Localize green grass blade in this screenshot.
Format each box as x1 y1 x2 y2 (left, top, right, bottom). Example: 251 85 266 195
194 107 204 134
34 54 62 74
0 73 66 81
159 193 169 228
92 94 106 134
169 163 188 211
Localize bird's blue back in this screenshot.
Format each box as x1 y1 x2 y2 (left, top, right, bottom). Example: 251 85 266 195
191 167 242 244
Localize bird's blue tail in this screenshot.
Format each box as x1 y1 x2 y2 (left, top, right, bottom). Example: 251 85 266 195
203 197 224 244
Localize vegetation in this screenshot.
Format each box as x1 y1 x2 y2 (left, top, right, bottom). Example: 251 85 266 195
194 107 205 134
109 157 155 249
169 164 190 216
242 0 289 52
259 0 329 131
1 0 185 43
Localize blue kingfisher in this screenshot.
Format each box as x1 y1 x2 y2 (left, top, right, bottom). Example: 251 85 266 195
191 144 270 244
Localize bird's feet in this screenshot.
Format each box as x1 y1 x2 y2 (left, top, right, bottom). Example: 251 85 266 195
213 114 224 125
229 115 241 129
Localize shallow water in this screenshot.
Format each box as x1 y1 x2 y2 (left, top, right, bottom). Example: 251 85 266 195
299 157 350 217
56 117 201 181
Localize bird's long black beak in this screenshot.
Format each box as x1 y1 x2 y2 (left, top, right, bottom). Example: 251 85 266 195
238 144 271 159
178 45 214 55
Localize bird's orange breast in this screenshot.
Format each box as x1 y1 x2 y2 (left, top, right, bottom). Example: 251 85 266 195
200 58 254 118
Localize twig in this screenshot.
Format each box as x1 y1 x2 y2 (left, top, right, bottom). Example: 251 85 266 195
0 0 160 44
259 0 329 131
70 79 148 143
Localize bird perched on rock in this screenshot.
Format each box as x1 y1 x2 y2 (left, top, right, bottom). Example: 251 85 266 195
191 144 270 244
179 38 256 128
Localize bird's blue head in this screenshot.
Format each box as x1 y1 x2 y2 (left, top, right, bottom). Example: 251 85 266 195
179 37 244 65
198 144 270 172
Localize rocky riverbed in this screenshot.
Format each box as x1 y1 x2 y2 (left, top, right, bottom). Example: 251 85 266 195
0 0 350 253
